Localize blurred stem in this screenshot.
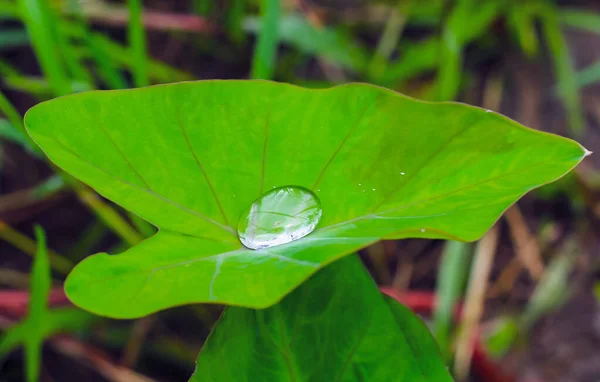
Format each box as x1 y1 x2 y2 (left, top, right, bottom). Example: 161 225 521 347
0 89 40 152
73 184 143 246
540 3 585 135
0 221 73 275
127 212 157 238
0 268 31 289
454 225 499 381
432 241 470 362
121 316 155 368
251 0 280 79
0 90 24 133
66 219 106 259
367 3 408 81
128 0 149 87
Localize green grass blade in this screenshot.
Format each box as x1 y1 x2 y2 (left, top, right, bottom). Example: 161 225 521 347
24 226 50 382
560 8 600 35
17 0 71 96
436 27 463 101
61 21 193 83
506 3 539 57
0 223 74 274
128 0 149 87
244 14 369 73
192 0 213 16
541 5 585 135
3 75 91 98
29 226 51 314
250 0 280 79
67 220 107 259
367 5 408 81
0 29 29 50
0 89 40 152
127 212 157 238
0 119 43 157
571 60 600 90
66 0 127 89
0 89 24 133
521 252 574 330
435 0 502 100
381 38 439 84
432 241 471 360
0 1 20 18
51 10 94 86
0 308 95 358
226 0 245 43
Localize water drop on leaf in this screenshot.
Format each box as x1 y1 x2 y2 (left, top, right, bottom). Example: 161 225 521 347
237 186 322 250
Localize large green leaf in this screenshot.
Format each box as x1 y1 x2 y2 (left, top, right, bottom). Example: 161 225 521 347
24 80 587 318
191 255 452 382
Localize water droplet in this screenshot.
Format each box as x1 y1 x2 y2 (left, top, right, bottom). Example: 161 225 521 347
317 189 321 192
358 183 362 186
400 172 405 175
237 186 322 250
584 148 593 157
420 228 425 233
485 109 493 113
372 188 376 191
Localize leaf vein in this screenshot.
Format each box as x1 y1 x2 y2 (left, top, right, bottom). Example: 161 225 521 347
311 105 370 190
49 136 236 236
373 120 479 212
175 106 231 227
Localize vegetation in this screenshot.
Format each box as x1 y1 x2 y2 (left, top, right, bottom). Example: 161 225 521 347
0 0 598 381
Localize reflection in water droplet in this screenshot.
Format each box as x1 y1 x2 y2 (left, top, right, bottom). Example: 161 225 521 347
237 186 322 250
400 172 405 175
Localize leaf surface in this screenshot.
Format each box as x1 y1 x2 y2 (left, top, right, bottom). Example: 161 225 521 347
24 80 586 317
191 255 452 382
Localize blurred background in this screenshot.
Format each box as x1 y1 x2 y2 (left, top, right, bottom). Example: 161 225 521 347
0 0 599 381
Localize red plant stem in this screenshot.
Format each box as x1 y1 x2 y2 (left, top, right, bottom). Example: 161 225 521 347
0 287 69 317
78 7 217 33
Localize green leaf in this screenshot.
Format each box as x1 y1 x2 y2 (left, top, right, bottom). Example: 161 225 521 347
191 255 452 381
24 80 587 318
